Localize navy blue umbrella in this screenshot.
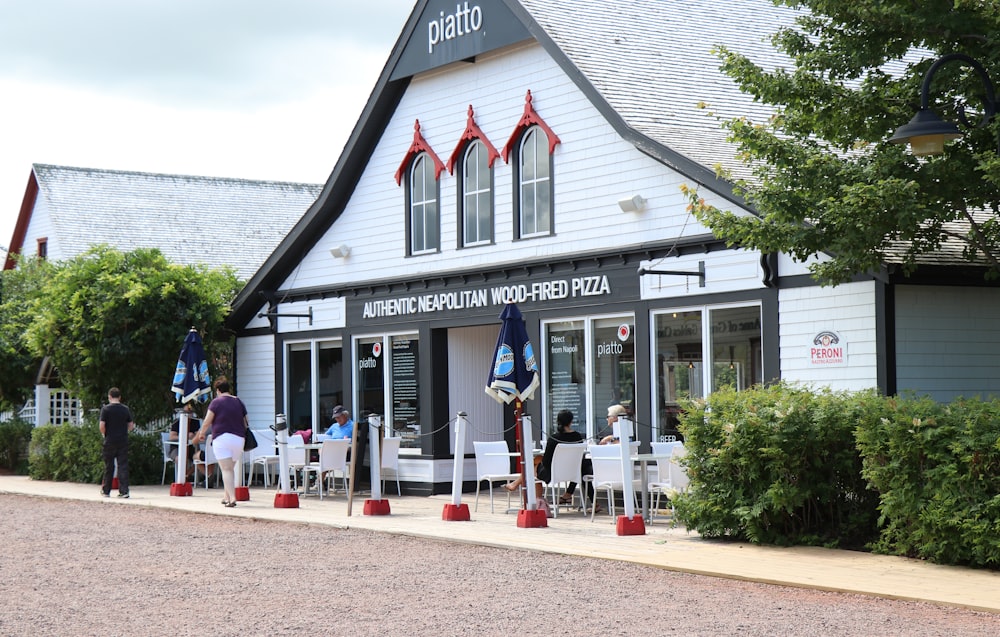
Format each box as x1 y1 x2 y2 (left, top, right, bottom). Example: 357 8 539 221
171 328 212 404
486 303 539 404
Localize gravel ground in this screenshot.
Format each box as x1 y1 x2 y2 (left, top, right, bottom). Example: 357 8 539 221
2 494 999 637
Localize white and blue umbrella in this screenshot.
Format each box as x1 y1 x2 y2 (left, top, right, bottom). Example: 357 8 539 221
485 303 541 513
485 303 539 404
169 328 211 488
171 328 212 403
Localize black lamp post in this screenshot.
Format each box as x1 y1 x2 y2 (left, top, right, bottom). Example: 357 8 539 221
889 53 998 156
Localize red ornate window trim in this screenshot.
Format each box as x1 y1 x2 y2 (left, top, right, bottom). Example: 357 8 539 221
447 105 501 174
394 119 446 186
502 90 561 162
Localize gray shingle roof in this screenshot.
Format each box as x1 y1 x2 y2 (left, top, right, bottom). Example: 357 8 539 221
520 0 799 184
32 164 322 281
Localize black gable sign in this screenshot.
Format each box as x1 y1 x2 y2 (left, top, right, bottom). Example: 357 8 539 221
391 0 532 80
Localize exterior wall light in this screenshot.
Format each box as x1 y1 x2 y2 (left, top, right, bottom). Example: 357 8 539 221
889 53 998 156
618 194 646 212
330 244 351 258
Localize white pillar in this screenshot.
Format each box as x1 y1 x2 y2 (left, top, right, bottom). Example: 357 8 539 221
175 412 189 483
522 414 538 510
35 384 50 427
614 416 636 519
451 413 468 507
368 414 383 500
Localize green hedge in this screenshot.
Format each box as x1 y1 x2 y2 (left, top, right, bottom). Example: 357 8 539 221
855 395 1000 568
673 383 880 549
0 419 33 474
673 384 1000 568
28 420 163 485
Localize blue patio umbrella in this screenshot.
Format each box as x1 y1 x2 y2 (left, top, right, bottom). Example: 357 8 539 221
485 303 539 404
485 304 541 516
168 328 211 490
171 328 212 404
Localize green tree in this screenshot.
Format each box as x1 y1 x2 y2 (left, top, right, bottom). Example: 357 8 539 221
23 246 241 424
687 0 1000 285
0 256 53 409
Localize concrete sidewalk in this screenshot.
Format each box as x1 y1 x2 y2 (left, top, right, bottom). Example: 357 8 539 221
2 474 998 613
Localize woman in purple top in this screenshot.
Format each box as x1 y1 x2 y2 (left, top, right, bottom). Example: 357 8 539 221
193 378 247 507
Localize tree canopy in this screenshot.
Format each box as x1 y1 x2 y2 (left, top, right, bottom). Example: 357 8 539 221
0 256 53 408
688 0 1000 285
19 246 241 423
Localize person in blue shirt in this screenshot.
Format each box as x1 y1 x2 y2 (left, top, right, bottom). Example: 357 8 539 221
324 405 354 439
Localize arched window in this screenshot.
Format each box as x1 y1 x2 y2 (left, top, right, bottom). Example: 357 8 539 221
461 140 493 247
409 153 439 254
517 125 552 238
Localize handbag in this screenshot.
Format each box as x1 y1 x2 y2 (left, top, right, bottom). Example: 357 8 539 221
243 427 259 451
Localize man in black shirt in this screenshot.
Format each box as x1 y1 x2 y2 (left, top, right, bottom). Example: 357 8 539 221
99 387 135 498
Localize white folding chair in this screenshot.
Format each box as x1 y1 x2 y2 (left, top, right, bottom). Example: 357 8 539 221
160 432 176 485
473 440 520 513
300 439 350 499
192 435 219 489
380 437 402 496
648 441 684 521
651 443 690 522
245 428 279 487
285 434 307 491
587 444 641 521
541 443 587 517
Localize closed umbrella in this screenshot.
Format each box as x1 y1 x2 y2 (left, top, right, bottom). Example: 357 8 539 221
485 303 539 405
172 328 211 403
485 303 545 527
169 328 211 495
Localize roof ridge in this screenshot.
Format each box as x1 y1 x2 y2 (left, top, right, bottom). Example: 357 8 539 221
32 163 322 188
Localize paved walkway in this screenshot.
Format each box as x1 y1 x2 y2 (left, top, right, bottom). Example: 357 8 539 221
2 475 998 613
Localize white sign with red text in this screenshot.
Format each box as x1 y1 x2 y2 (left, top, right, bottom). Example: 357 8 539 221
810 331 846 367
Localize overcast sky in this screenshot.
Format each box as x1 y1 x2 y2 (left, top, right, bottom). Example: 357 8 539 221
0 0 417 251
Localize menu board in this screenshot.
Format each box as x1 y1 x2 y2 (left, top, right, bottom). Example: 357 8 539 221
391 337 419 446
546 327 586 434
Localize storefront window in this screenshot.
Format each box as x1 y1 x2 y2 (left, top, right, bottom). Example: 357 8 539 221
286 340 343 433
355 333 421 449
653 311 703 441
591 316 635 439
285 341 344 431
286 343 312 431
710 306 762 393
356 337 386 436
389 335 420 449
545 320 586 439
652 305 762 440
317 342 343 429
543 315 635 441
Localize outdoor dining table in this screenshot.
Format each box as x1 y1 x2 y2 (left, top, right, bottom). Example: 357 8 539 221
585 448 672 523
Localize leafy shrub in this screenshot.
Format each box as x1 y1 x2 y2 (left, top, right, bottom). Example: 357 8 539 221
0 419 33 473
855 395 1000 567
673 383 880 549
28 419 163 485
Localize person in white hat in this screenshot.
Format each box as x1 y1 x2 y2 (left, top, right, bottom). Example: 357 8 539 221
599 404 629 444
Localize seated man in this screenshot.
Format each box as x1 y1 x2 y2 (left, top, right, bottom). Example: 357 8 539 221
324 405 354 440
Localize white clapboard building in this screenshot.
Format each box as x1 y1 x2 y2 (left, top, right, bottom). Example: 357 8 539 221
228 0 1000 494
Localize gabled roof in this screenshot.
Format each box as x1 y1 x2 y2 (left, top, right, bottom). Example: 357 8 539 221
6 164 322 280
229 0 797 326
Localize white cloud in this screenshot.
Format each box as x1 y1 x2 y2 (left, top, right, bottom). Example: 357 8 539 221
0 0 416 248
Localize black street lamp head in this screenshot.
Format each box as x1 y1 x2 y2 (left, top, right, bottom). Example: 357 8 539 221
889 108 963 156
890 53 999 156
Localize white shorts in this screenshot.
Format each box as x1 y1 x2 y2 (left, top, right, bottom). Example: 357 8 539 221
212 432 244 461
